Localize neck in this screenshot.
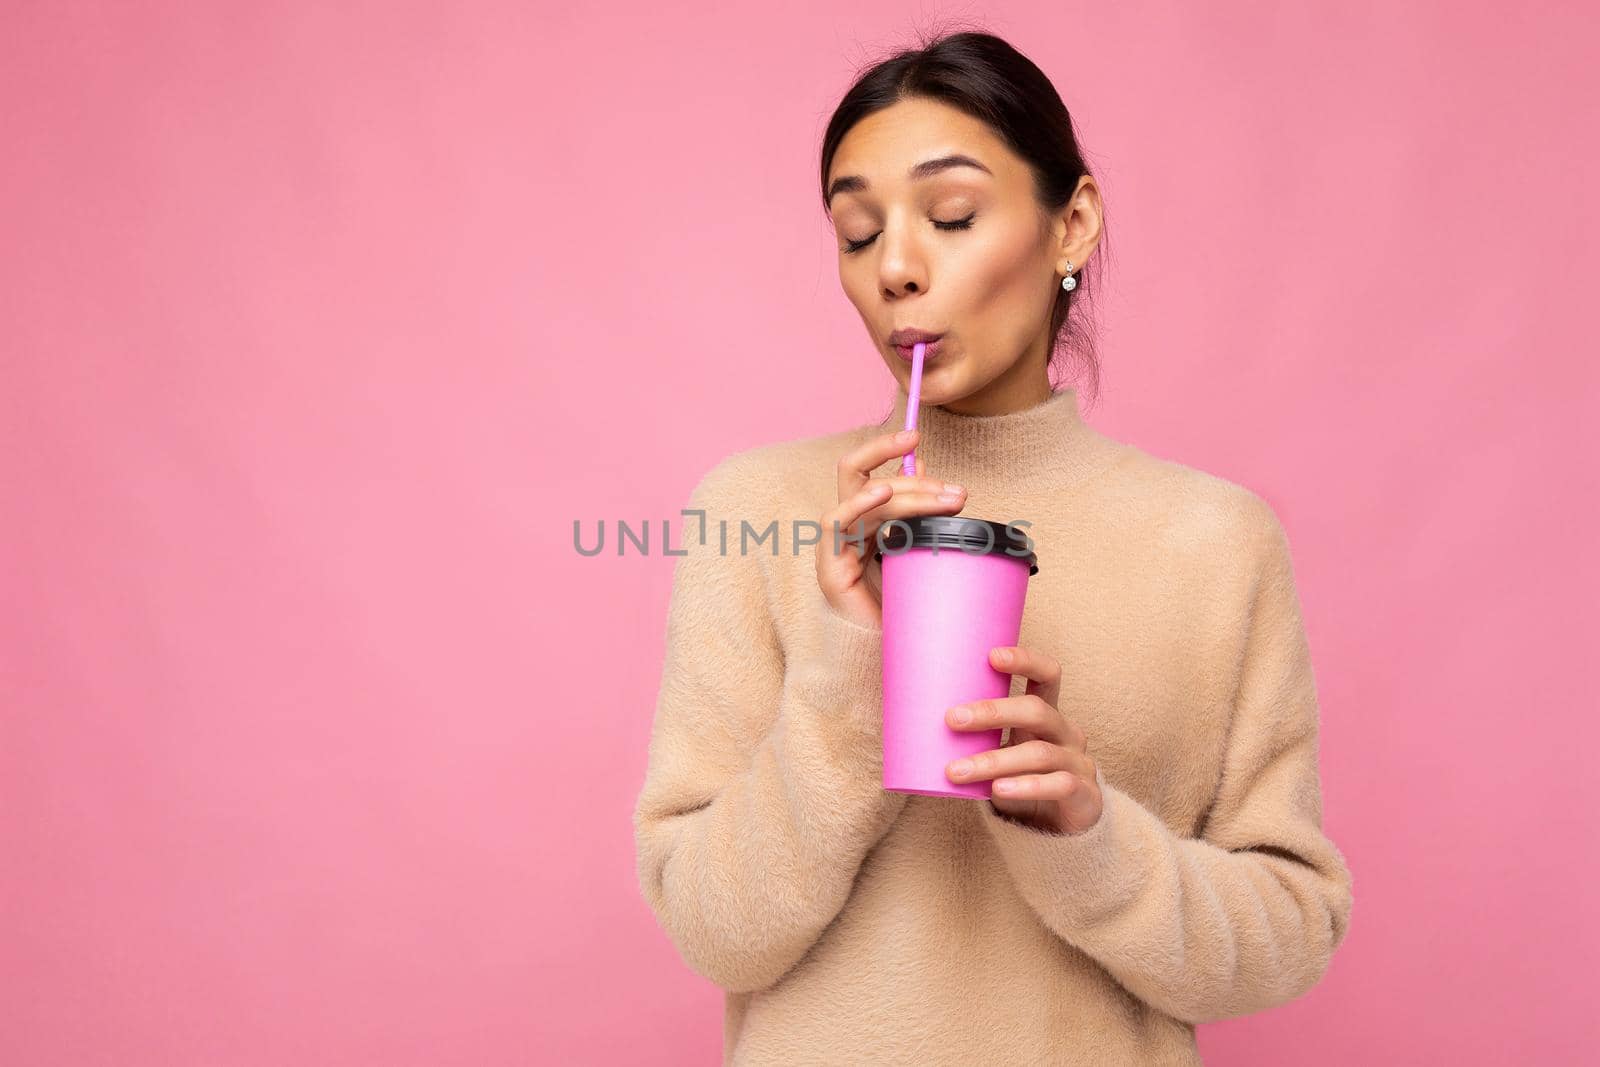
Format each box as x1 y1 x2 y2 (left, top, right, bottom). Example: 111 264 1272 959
875 382 1122 494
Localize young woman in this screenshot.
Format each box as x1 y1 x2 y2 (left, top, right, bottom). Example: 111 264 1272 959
633 30 1353 1065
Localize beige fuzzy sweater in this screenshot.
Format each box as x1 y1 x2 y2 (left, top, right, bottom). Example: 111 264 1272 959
632 386 1353 1065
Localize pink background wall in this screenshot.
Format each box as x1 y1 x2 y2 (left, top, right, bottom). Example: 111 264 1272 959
4 3 1595 1063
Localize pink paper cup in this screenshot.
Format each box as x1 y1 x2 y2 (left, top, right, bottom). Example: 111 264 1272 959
875 516 1039 799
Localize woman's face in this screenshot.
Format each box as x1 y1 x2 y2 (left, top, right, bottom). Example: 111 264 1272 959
826 96 1100 414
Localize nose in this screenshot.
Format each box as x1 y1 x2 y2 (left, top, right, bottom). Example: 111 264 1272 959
876 213 928 298
878 245 926 298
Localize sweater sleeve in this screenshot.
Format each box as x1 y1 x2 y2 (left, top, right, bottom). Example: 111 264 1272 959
974 498 1354 1025
632 458 910 995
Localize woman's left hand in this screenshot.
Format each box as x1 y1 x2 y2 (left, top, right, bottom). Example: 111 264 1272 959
944 644 1104 835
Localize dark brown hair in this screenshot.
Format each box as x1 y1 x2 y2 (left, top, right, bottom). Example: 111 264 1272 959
819 27 1109 408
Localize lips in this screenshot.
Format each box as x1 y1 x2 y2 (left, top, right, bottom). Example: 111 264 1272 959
893 338 944 362
888 328 946 363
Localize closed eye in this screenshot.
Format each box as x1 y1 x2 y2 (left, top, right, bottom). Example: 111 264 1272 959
843 213 977 255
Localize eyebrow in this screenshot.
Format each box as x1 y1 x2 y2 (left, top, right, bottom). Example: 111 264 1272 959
826 154 994 205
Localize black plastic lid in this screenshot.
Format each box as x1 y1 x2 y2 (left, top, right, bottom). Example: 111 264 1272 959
872 515 1039 575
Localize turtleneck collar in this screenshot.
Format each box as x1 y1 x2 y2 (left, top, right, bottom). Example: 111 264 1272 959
866 384 1125 494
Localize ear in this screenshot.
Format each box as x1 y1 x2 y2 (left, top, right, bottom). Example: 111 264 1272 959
1052 174 1104 271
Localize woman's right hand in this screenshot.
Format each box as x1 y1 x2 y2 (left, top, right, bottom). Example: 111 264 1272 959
815 427 968 630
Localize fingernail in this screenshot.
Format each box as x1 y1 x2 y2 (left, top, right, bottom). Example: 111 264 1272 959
949 759 973 778
896 429 915 442
950 706 972 725
943 483 964 494
993 648 1012 664
938 492 962 504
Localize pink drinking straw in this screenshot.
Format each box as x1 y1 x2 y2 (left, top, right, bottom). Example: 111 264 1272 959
900 341 926 476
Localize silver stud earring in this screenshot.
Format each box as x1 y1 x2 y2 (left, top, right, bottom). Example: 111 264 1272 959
1061 261 1077 292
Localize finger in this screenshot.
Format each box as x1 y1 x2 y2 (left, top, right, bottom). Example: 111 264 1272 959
878 473 963 498
945 693 1075 748
991 770 1101 825
990 645 1064 729
945 738 1094 785
862 490 967 529
821 481 894 559
838 429 920 499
